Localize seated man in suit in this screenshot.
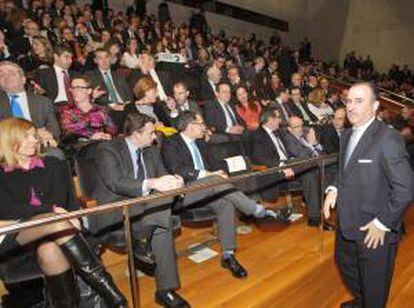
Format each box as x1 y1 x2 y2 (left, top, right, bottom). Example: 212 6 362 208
162 81 202 128
34 45 76 106
251 108 327 228
86 47 133 128
199 64 221 102
162 110 291 219
272 88 292 127
0 61 63 159
127 51 172 101
282 116 329 227
203 81 246 136
286 86 318 125
90 113 189 307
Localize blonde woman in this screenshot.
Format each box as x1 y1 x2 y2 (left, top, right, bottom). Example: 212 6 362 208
0 118 126 307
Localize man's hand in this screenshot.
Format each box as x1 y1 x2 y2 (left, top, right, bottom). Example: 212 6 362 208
282 168 294 179
206 170 228 179
147 175 184 192
30 81 46 95
92 86 106 100
306 127 318 145
37 128 57 147
228 125 245 135
165 97 176 111
360 221 386 249
323 191 337 219
91 132 112 140
110 103 125 111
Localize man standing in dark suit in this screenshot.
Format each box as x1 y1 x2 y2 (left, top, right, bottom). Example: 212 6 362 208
324 83 414 308
203 82 246 135
34 45 76 105
90 113 190 307
0 61 61 155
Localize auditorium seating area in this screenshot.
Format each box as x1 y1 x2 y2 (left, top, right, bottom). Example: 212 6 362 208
0 1 413 307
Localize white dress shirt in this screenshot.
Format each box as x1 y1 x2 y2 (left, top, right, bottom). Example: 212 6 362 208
181 133 207 179
121 52 139 69
218 99 237 132
263 125 288 162
53 65 68 103
149 69 168 101
8 91 31 121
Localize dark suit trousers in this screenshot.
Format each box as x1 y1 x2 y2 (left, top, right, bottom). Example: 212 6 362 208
133 208 180 291
295 167 320 219
335 230 398 308
178 176 238 252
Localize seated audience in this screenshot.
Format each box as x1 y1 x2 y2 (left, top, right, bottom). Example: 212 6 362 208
287 86 318 124
89 113 190 307
199 64 221 102
59 76 117 141
307 88 334 123
234 85 262 131
203 81 246 135
0 61 62 159
0 117 126 307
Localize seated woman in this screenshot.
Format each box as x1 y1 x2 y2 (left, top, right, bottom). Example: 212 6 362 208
126 76 177 136
0 117 126 307
121 38 140 69
235 85 262 131
59 76 117 142
18 35 53 72
307 87 334 123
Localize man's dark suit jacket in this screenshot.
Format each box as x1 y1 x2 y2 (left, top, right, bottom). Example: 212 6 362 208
203 100 246 134
161 133 219 183
286 100 318 123
334 119 414 242
86 68 133 106
250 127 286 167
127 68 172 96
34 67 77 103
89 139 169 233
319 124 340 154
198 78 216 102
0 91 61 140
282 130 321 159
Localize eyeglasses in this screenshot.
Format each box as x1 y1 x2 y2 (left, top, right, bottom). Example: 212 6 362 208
72 86 90 90
190 122 205 127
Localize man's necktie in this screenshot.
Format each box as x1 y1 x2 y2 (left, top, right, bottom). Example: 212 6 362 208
62 70 73 104
225 104 237 126
9 94 24 118
344 130 359 167
189 141 205 171
103 72 117 103
136 148 146 182
275 136 288 159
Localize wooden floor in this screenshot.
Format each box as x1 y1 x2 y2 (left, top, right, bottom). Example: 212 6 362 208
100 200 414 308
2 199 414 308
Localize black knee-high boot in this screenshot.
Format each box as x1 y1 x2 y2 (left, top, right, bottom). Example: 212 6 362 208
44 269 78 308
60 234 127 307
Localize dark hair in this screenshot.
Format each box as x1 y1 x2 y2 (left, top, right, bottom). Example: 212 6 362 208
289 86 302 94
235 85 258 112
53 45 73 56
259 107 278 126
71 75 91 87
177 111 198 132
173 81 188 91
216 81 231 93
123 113 156 136
94 47 108 58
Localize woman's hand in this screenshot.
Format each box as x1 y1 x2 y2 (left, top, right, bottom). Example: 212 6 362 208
53 206 81 231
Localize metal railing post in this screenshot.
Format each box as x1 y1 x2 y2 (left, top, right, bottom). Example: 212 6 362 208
319 158 326 255
123 206 140 308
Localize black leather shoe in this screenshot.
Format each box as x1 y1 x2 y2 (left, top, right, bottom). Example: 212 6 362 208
340 299 362 308
221 255 248 279
307 217 321 227
155 290 190 308
323 221 335 231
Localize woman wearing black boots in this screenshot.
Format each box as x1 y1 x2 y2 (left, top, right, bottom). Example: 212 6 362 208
0 118 127 307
